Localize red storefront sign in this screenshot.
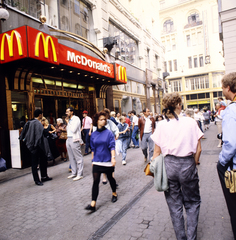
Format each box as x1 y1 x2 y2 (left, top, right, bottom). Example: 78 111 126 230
27 26 59 65
59 44 114 78
0 26 28 63
115 63 127 83
0 26 121 80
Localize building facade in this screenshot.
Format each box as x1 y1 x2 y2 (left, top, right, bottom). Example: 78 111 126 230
218 0 236 74
159 0 225 110
101 0 165 115
0 0 165 167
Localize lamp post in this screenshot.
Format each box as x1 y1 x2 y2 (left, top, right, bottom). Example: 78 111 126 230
0 0 9 33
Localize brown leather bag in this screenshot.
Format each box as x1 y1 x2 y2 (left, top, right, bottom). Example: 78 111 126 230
144 162 154 177
59 131 67 140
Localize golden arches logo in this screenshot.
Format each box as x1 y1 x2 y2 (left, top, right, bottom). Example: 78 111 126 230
0 30 23 61
118 66 127 82
35 32 57 62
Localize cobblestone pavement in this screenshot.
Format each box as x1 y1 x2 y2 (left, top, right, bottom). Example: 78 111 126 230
0 122 234 240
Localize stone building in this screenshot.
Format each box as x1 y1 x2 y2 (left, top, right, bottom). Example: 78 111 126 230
159 0 225 110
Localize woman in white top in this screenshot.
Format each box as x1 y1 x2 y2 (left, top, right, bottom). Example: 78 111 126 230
151 93 203 240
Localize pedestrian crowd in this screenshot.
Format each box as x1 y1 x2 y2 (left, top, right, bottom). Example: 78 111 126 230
17 72 236 240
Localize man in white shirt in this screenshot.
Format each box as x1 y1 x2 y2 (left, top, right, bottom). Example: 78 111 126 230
65 107 83 181
138 108 155 162
131 110 139 148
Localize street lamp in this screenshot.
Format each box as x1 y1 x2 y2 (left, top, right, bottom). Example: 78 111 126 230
0 0 9 21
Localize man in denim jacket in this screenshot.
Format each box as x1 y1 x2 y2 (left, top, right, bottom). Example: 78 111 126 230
217 72 236 239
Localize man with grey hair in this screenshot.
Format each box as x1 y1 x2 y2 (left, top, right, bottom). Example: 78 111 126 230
65 107 83 181
217 72 236 239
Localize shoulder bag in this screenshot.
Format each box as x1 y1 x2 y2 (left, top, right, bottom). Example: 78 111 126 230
59 131 67 140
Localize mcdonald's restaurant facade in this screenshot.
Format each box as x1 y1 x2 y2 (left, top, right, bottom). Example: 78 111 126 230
0 25 127 168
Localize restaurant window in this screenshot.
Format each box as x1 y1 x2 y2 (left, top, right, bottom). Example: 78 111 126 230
109 22 139 66
5 0 61 29
11 92 28 130
58 0 91 39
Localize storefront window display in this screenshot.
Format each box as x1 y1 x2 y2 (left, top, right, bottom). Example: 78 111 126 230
109 22 139 66
11 92 28 130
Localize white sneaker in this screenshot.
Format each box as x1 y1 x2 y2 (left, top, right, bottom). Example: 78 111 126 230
73 176 83 181
217 144 222 148
67 175 76 179
122 160 126 165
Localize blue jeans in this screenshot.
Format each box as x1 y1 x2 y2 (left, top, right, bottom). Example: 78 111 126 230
117 138 128 161
131 125 139 147
83 129 90 153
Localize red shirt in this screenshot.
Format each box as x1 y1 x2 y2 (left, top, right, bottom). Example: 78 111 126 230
125 117 131 127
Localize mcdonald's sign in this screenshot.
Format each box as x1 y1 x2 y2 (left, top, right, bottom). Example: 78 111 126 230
0 26 27 63
115 64 127 83
27 26 59 65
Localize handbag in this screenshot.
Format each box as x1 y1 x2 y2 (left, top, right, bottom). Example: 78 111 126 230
144 162 154 177
50 132 58 140
225 169 236 193
59 131 67 140
0 157 7 172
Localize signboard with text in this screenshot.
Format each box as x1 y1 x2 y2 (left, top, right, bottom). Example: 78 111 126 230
0 26 128 81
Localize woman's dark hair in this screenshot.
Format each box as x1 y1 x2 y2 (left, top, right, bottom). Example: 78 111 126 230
93 111 107 127
131 110 136 115
162 93 182 121
156 114 164 121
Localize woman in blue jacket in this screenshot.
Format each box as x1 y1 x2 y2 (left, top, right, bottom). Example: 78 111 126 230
85 111 118 212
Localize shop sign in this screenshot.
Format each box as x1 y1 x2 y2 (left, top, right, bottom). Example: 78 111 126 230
187 100 210 105
59 45 114 78
0 26 28 63
115 64 127 83
27 26 59 64
0 26 128 81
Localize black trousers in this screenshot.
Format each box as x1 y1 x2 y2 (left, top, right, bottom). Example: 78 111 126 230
92 165 116 201
217 162 236 239
31 147 48 182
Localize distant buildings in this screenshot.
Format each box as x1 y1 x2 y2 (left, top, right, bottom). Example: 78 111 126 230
218 0 236 74
159 0 225 110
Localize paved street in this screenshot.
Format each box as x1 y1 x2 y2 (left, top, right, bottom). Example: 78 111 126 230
0 122 234 240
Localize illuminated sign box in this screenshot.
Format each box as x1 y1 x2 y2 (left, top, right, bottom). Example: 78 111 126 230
0 26 128 81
